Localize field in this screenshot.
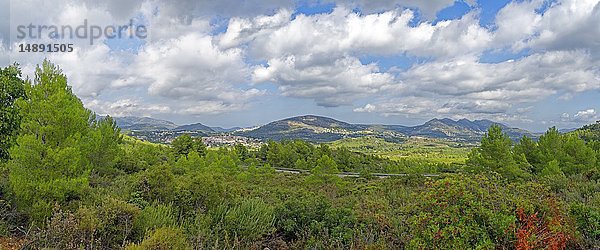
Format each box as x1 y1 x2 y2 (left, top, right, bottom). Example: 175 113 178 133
329 136 474 165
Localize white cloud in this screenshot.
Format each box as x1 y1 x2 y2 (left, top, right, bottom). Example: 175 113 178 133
574 108 598 121
1 0 600 126
492 0 600 54
114 32 265 113
355 50 600 119
400 50 599 98
561 108 599 123
86 98 171 117
236 7 491 107
253 54 395 107
225 7 491 59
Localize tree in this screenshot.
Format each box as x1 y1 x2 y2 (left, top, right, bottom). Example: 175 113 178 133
467 125 529 180
537 127 565 167
0 64 26 161
561 134 596 175
86 115 123 174
312 155 339 174
171 134 206 158
513 135 540 173
234 143 249 161
7 61 98 223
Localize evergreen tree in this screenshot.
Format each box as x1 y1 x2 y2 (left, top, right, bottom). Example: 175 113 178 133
537 127 565 167
172 134 206 158
467 125 529 179
0 64 26 161
86 115 123 174
8 61 95 223
312 155 339 174
513 135 540 173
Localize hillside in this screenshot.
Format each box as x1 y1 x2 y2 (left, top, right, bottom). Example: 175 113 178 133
114 115 535 143
114 116 179 131
174 123 215 133
391 118 533 141
236 115 369 142
237 115 533 143
571 121 600 142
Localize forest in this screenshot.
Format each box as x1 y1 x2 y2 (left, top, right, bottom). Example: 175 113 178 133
0 61 598 249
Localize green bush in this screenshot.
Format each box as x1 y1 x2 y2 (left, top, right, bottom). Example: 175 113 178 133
96 198 140 248
134 203 177 239
126 227 190 250
135 164 176 203
216 198 275 242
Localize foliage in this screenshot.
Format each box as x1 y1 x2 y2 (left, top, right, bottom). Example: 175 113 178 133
171 134 206 158
133 203 177 239
126 227 190 250
0 64 26 161
216 198 275 242
1 61 599 249
467 124 529 180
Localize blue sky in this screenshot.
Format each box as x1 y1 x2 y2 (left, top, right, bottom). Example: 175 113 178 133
1 0 599 132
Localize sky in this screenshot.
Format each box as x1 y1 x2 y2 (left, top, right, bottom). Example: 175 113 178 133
0 0 599 132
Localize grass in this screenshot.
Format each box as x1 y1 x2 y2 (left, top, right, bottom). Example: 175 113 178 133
328 136 474 164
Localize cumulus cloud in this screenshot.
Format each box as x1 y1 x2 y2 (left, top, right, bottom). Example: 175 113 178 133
114 32 265 113
355 50 600 119
223 7 491 59
230 7 491 107
86 98 171 117
561 109 599 123
400 51 600 98
492 0 600 54
252 55 395 106
1 0 600 126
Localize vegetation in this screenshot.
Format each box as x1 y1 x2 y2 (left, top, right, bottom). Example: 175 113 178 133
329 136 471 164
0 61 598 249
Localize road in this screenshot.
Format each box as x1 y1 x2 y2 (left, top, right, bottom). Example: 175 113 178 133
273 167 440 178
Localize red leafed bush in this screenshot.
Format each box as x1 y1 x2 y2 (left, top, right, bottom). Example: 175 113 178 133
515 199 572 250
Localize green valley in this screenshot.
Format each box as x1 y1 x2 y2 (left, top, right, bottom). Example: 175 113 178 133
0 62 598 249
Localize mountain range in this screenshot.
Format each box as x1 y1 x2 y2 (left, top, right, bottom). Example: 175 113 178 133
115 117 237 133
235 115 534 142
114 115 536 143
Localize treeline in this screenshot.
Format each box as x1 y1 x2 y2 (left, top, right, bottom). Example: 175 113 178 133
468 125 598 181
0 61 598 249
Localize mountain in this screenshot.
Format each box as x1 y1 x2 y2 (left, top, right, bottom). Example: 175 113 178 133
210 126 242 133
114 115 535 143
174 123 215 133
237 116 534 142
114 116 179 131
236 115 367 142
391 118 533 141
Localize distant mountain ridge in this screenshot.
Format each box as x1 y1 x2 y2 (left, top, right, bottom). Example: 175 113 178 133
392 118 532 140
114 117 237 134
114 115 535 142
174 123 215 133
236 115 534 142
236 115 366 142
115 116 179 131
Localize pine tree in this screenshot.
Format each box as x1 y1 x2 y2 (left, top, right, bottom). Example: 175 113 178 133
467 124 529 180
7 61 120 223
0 64 26 161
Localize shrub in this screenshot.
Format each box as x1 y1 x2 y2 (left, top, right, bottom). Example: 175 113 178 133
126 227 190 250
133 203 177 239
216 198 275 242
96 198 140 248
135 164 176 203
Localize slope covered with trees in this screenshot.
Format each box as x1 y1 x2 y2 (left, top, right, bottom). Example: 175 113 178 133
0 61 598 249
